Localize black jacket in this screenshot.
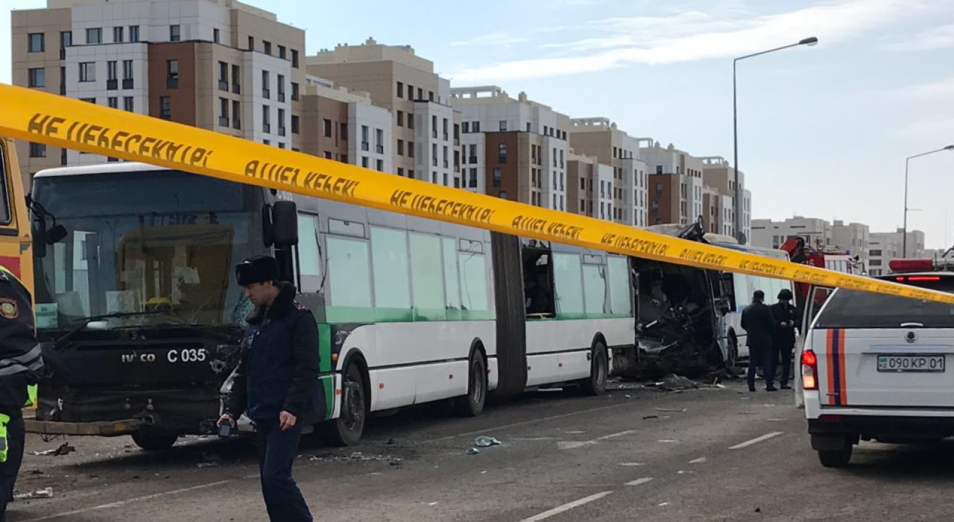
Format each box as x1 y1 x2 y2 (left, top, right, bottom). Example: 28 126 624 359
225 283 319 421
771 302 798 350
741 301 776 349
0 268 42 414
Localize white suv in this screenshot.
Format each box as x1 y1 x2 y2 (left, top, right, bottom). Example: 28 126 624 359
802 267 954 468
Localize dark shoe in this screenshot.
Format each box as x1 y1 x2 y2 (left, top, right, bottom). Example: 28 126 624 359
749 386 756 392
780 384 792 390
766 386 778 392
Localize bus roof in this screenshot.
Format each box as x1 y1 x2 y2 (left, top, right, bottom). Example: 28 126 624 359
34 162 172 179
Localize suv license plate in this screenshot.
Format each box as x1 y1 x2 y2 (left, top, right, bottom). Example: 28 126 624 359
877 355 945 373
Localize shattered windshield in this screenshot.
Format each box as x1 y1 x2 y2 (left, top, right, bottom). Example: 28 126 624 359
31 170 261 331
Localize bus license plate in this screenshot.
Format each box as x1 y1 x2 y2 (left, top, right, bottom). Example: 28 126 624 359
877 355 945 373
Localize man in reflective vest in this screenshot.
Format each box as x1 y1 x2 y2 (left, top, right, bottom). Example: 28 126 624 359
0 264 43 521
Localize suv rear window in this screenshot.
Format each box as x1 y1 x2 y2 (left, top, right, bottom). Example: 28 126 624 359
815 275 954 329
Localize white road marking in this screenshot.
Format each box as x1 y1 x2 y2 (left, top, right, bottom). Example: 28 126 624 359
597 429 635 441
22 480 233 522
559 430 635 450
729 431 783 450
518 491 614 522
619 462 645 467
658 439 678 443
625 477 653 486
690 457 707 464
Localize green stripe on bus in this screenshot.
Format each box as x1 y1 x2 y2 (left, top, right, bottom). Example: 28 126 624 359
320 374 333 421
318 323 332 373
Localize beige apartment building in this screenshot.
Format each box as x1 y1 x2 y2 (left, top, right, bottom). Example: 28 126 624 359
307 39 460 187
700 156 751 242
12 0 306 188
569 118 649 227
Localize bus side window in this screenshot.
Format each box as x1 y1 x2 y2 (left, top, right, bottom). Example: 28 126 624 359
0 143 11 226
325 236 372 322
295 214 322 293
607 256 631 316
582 258 607 315
553 253 584 315
370 227 411 314
409 232 445 321
442 238 461 317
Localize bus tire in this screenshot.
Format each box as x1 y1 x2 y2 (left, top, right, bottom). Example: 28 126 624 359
455 351 487 417
131 430 178 451
581 341 608 396
726 335 739 370
818 446 852 468
320 361 367 447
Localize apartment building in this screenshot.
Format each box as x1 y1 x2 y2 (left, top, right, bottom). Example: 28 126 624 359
702 186 734 236
306 38 460 187
751 216 832 251
301 76 391 174
700 157 751 242
569 118 648 227
566 153 615 220
869 229 927 276
451 87 570 209
831 220 870 266
12 0 305 187
640 141 705 227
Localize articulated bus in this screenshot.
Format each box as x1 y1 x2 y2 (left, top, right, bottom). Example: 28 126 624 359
29 163 636 448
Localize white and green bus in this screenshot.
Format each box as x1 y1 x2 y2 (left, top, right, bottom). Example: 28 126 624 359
29 163 636 448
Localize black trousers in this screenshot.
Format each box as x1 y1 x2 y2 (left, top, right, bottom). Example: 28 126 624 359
777 343 795 386
255 418 313 522
0 414 24 522
747 344 777 390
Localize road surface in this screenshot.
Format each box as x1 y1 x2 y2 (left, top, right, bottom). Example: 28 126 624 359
8 380 952 521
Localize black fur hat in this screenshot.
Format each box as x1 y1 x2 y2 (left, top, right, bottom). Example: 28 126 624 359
235 256 279 286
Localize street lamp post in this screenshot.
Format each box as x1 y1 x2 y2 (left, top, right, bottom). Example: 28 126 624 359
733 36 818 244
903 145 954 257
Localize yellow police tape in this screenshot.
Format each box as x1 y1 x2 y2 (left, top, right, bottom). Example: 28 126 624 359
0 84 950 305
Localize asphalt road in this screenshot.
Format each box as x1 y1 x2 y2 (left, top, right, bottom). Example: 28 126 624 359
8 380 954 522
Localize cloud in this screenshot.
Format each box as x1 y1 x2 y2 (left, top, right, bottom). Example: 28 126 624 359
899 76 954 98
886 23 954 51
451 32 529 47
451 0 906 83
546 0 609 8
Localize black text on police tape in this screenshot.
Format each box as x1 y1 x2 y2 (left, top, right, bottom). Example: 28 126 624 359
389 190 495 224
244 160 359 197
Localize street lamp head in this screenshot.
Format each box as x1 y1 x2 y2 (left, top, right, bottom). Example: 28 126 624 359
799 37 819 46
944 145 954 151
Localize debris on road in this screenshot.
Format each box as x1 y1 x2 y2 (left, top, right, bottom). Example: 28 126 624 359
467 448 480 455
648 374 699 391
14 487 54 500
642 415 659 420
654 407 687 413
474 436 501 448
33 442 75 457
308 452 404 464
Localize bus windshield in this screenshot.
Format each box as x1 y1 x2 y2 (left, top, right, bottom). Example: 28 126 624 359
31 170 261 331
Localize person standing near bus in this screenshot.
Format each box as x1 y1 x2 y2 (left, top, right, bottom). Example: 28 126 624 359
771 289 798 390
218 256 318 522
741 290 777 392
0 265 43 521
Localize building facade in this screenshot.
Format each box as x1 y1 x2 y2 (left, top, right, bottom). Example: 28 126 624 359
640 141 704 227
869 229 927 276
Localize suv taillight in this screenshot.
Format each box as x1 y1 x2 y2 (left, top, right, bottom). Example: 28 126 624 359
801 349 818 390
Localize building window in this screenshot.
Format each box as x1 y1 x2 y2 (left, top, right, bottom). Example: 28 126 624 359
29 143 46 158
324 151 333 159
493 167 501 188
418 87 423 100
341 154 348 163
262 105 271 133
248 36 254 51
124 96 134 112
28 68 45 88
432 144 438 166
407 84 413 100
377 159 384 172
397 139 404 156
232 100 241 129
278 108 286 136
341 123 348 140
362 157 369 168
79 62 96 82
86 28 101 44
397 82 404 98
397 111 404 127
499 120 507 132
113 26 124 43
291 82 299 101
408 141 415 158
408 113 415 129
469 168 477 188
129 25 140 42
170 25 181 42
107 60 118 87
29 33 45 52
108 96 118 108
219 97 229 126
463 122 470 133
443 118 449 141
80 97 95 103
213 28 220 44
262 70 270 98
469 144 477 164
232 65 241 94
361 126 369 151
499 191 507 200
122 60 134 88
398 167 404 177
376 129 385 154
291 49 299 68
217 61 227 91
278 45 286 59
60 31 71 58
160 96 171 120
277 74 285 102
263 40 272 55
323 119 332 138
432 115 437 139
168 60 180 88
291 115 299 134
498 144 507 164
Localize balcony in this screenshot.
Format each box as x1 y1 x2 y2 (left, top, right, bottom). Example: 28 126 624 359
432 158 438 167
122 79 134 89
469 156 477 164
168 77 179 89
233 119 241 130
443 133 449 141
218 80 228 92
232 84 241 95
59 84 66 95
455 138 460 146
278 127 286 137
263 88 270 99
263 123 271 134
278 92 286 103
443 160 449 169
361 142 369 152
219 116 229 127
376 144 384 154
107 79 118 91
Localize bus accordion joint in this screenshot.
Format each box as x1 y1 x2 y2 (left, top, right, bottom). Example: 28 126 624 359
2 83 954 305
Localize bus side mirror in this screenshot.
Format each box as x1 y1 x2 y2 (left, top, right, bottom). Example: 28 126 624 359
33 218 47 258
48 225 67 244
271 201 298 248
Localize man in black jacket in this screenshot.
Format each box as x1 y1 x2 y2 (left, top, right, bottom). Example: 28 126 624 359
218 256 318 522
771 289 798 390
741 290 777 392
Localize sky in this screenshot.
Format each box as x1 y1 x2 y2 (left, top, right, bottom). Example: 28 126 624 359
3 0 954 248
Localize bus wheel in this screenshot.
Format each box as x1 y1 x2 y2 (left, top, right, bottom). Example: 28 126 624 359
131 430 178 451
582 342 608 396
455 351 487 417
726 337 739 370
321 362 367 447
